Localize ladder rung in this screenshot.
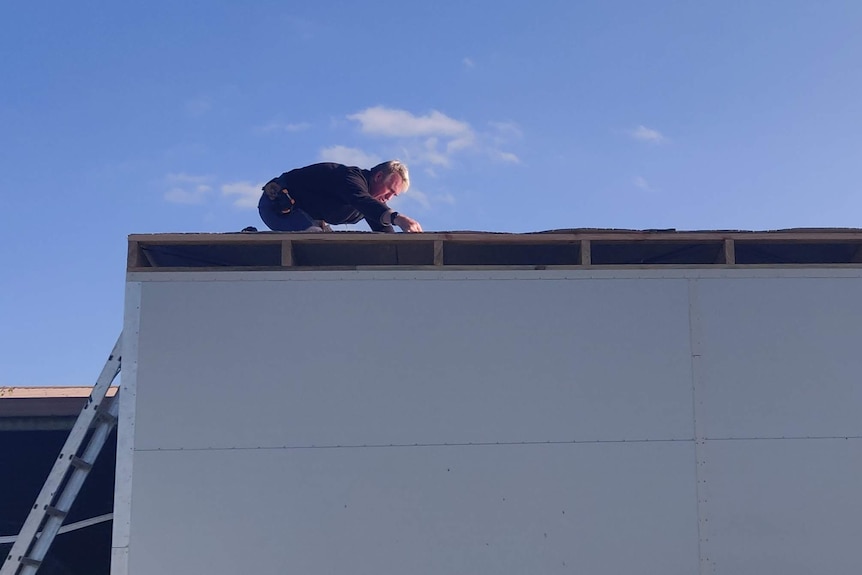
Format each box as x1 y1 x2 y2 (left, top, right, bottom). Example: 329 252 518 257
21 557 42 568
70 455 93 472
45 506 67 519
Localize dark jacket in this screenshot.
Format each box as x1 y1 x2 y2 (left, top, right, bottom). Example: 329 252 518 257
274 163 392 231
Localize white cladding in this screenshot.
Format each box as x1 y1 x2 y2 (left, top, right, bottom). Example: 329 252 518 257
114 269 862 575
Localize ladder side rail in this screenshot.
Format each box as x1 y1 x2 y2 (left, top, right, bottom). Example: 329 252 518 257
0 334 122 575
17 396 121 575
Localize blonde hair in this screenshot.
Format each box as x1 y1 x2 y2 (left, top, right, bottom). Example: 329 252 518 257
370 160 409 192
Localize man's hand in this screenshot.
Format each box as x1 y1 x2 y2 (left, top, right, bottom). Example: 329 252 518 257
393 213 423 233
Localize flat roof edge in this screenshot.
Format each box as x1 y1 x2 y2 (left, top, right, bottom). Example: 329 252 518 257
127 229 862 271
0 387 119 419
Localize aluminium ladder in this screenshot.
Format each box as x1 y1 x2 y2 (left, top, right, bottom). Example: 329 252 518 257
1 334 123 575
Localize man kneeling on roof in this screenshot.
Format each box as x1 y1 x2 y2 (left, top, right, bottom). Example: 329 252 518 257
258 160 423 233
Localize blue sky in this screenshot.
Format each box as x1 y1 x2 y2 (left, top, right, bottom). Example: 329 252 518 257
2 1 861 386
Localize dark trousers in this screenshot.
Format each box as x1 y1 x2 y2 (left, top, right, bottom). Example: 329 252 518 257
257 193 324 231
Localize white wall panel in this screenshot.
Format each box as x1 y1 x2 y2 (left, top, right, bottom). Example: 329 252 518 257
133 276 695 450
699 438 862 574
695 277 862 439
128 443 699 575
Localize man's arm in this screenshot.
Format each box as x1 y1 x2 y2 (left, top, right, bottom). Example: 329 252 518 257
336 169 392 231
335 168 424 232
386 210 423 232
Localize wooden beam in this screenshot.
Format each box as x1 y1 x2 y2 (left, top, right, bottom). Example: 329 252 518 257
722 239 735 265
127 241 143 268
280 240 294 267
433 240 444 266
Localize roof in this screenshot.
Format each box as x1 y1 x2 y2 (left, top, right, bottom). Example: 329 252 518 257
0 387 118 430
128 228 862 271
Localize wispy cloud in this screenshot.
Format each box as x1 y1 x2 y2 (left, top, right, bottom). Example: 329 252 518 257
185 97 212 118
222 182 262 208
318 145 382 167
394 188 431 210
495 151 521 164
630 125 666 144
164 173 213 204
284 122 311 132
283 15 321 41
421 137 452 167
389 187 456 211
344 106 521 168
484 122 522 163
633 176 653 191
489 121 522 138
256 121 312 133
463 57 475 68
348 107 472 139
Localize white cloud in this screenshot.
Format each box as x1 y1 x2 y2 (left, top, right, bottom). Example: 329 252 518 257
257 121 311 133
397 189 430 210
311 107 524 209
343 106 524 170
463 57 475 68
630 125 666 144
318 145 382 167
164 173 213 204
437 192 456 205
185 97 212 117
389 187 455 212
166 173 209 185
222 181 262 208
284 122 311 132
489 121 523 139
633 176 652 191
348 107 473 138
165 186 210 204
421 138 452 167
446 133 476 154
495 151 521 164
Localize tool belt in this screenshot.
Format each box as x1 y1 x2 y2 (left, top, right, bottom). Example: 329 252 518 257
263 179 295 214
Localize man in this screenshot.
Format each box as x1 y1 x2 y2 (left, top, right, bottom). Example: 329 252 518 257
258 160 423 232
